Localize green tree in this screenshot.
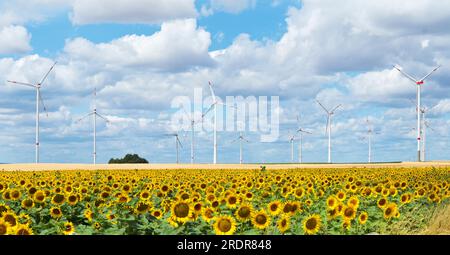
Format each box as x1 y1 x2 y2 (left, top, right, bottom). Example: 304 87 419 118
108 154 149 164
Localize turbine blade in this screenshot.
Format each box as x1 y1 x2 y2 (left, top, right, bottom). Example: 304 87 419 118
7 80 36 88
76 112 93 123
325 116 329 136
316 100 329 113
202 103 215 118
38 93 49 117
208 81 217 102
39 61 57 86
177 137 183 148
419 65 441 82
96 113 110 123
331 104 342 113
393 65 418 83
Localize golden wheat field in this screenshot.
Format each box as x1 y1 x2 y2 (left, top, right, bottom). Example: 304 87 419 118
1 166 450 235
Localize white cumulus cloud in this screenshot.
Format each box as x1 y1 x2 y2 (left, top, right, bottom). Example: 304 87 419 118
70 0 197 25
0 25 32 54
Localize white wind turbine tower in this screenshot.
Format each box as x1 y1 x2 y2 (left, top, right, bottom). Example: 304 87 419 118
7 61 57 163
76 88 110 165
393 64 441 162
316 100 341 163
232 132 249 164
362 118 380 163
288 132 296 163
203 81 220 164
182 107 203 164
165 133 183 164
296 116 312 163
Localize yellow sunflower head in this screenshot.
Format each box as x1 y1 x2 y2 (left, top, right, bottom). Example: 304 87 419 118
267 201 282 216
358 211 368 225
302 214 321 235
277 216 290 234
171 201 192 223
63 222 75 235
251 210 271 230
15 224 33 235
213 215 237 235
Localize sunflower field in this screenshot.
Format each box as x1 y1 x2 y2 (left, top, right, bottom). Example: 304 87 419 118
0 167 449 235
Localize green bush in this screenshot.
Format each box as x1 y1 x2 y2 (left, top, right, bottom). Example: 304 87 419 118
109 154 149 164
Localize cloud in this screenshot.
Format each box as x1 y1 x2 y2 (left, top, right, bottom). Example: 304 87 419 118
70 0 197 25
0 25 32 54
64 19 213 71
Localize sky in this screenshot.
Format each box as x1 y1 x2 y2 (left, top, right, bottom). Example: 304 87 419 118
1 0 450 164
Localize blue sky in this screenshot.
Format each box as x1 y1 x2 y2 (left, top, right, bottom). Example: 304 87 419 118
1 0 450 164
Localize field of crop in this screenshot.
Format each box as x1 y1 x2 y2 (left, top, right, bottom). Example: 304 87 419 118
1 166 449 235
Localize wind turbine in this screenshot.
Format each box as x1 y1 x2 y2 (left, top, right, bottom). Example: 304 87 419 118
203 81 220 164
232 132 249 164
316 100 341 163
76 88 110 165
393 64 441 162
361 118 380 163
165 133 183 164
296 116 312 163
7 61 57 163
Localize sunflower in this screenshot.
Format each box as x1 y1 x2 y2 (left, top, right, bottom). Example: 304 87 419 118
281 202 294 215
171 201 192 223
347 196 359 209
277 216 290 234
294 187 305 199
342 206 357 220
225 194 239 209
377 198 388 208
358 211 368 225
63 222 75 235
302 214 321 235
152 209 163 219
94 222 101 230
342 220 351 231
15 224 33 235
33 190 46 203
235 204 253 222
134 201 152 214
0 203 9 217
50 207 63 219
2 190 11 200
383 203 397 220
67 194 79 206
213 215 237 235
10 189 21 200
326 196 338 209
0 219 12 235
117 194 130 203
291 201 302 214
327 208 339 219
268 201 282 216
51 193 66 205
2 212 17 227
140 190 151 200
336 190 346 201
193 202 203 216
21 199 34 209
202 207 215 223
251 210 271 230
84 209 93 222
